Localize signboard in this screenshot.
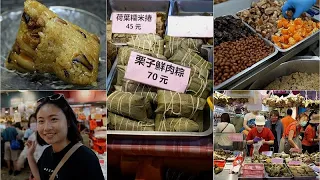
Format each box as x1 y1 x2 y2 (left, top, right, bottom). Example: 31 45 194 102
111 12 156 34
167 16 213 38
124 51 191 93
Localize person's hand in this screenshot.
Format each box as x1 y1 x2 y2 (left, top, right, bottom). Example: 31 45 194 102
262 139 266 144
26 140 36 158
282 0 317 19
289 147 302 153
253 137 262 143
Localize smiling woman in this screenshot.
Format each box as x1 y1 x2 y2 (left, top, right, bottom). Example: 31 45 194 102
26 94 104 180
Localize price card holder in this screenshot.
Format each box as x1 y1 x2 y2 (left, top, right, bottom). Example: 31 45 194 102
124 51 191 93
111 12 156 34
167 16 213 38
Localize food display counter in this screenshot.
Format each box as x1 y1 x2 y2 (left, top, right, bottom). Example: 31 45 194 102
213 0 320 90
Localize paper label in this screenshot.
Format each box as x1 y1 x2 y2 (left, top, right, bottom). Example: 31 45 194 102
228 133 243 142
262 151 273 157
288 161 301 166
167 16 213 38
124 51 191 93
111 12 156 34
271 158 283 164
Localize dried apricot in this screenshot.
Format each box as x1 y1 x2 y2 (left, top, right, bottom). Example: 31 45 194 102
282 44 291 49
293 33 302 41
293 18 303 26
281 29 289 35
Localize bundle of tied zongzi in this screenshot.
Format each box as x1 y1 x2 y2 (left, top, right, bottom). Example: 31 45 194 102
164 36 203 58
109 112 155 131
155 114 199 132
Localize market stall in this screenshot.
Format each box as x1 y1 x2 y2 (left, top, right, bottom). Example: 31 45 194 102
106 0 213 179
0 90 107 179
213 90 320 180
213 0 320 90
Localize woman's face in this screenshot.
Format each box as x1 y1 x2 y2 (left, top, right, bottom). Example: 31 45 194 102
37 104 69 145
271 115 278 123
298 114 308 127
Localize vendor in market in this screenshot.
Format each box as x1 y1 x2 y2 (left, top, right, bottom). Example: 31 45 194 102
231 108 244 133
302 114 320 153
246 116 275 156
279 113 306 153
265 110 283 153
241 110 259 135
281 109 295 134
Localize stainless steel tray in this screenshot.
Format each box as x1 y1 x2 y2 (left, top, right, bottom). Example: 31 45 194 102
107 47 213 137
287 165 318 180
249 57 320 90
1 6 106 90
214 15 278 90
236 8 320 53
264 163 293 179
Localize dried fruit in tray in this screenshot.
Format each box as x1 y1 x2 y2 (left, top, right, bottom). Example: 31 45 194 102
272 17 320 49
236 0 284 40
214 35 274 86
214 15 253 46
6 0 100 86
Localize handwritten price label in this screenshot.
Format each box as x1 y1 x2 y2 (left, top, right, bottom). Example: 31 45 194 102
124 51 191 93
111 12 156 34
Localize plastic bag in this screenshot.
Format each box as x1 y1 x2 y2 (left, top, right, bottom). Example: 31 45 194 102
252 141 263 155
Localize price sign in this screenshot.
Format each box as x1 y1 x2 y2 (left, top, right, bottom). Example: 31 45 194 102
288 161 301 166
167 16 213 38
262 151 273 157
124 51 191 93
271 158 283 164
111 12 156 34
228 133 243 142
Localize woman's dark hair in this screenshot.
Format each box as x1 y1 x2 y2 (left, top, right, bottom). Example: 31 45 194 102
14 122 22 130
307 111 318 127
28 113 36 128
235 108 242 114
270 110 280 118
221 113 230 123
287 109 293 116
35 95 82 146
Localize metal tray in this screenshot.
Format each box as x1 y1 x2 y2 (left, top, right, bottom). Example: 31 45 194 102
214 15 278 90
264 163 293 179
1 6 106 90
249 57 320 90
106 46 213 137
287 165 318 180
235 8 320 53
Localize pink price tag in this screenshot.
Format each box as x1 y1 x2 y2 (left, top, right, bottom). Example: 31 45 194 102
228 134 243 142
111 12 156 34
288 161 301 166
271 158 283 164
124 51 191 93
262 151 273 157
